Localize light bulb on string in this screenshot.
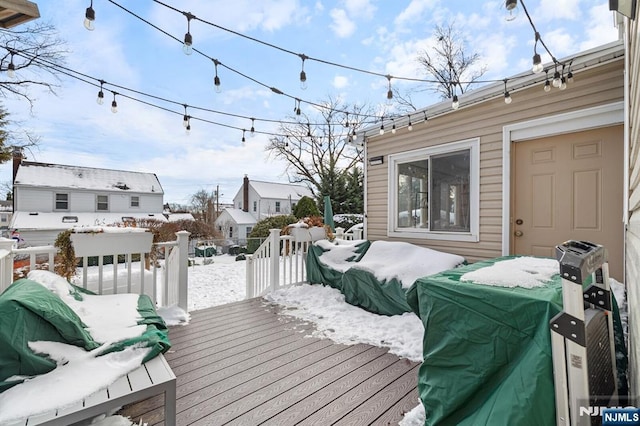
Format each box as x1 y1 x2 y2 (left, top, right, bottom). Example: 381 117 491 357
505 0 519 21
7 60 15 79
250 118 255 137
559 76 567 90
212 59 221 93
96 80 105 104
391 120 396 134
567 70 574 83
352 129 357 141
386 75 393 105
379 122 384 136
552 69 561 88
503 80 512 104
241 129 246 144
185 117 191 134
451 94 459 110
84 0 95 31
183 12 194 55
407 116 413 131
299 54 308 90
182 105 189 128
543 70 551 92
111 92 118 113
532 54 543 74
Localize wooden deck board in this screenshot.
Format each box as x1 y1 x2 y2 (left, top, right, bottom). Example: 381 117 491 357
120 297 420 425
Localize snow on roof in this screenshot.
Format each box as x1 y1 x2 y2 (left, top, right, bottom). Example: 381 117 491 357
250 180 313 200
221 208 256 225
10 211 167 230
14 162 163 194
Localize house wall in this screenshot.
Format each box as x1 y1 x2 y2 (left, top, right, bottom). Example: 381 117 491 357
15 187 163 213
625 15 640 401
365 59 624 264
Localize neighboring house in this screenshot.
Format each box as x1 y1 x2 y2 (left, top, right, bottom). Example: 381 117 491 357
10 153 166 246
232 175 313 221
164 212 195 222
0 200 12 231
361 40 625 278
215 175 313 243
214 208 257 244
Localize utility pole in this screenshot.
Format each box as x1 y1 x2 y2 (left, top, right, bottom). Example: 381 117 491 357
215 185 221 221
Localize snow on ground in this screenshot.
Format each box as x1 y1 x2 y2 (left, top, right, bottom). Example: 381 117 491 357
0 252 629 426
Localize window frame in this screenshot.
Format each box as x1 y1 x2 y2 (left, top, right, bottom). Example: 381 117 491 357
275 201 281 213
54 193 69 211
130 195 140 208
96 194 109 212
387 138 480 242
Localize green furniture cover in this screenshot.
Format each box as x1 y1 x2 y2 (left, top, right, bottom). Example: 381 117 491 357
0 278 171 393
406 256 627 426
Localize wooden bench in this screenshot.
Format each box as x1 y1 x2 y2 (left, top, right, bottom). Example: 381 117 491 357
7 354 176 426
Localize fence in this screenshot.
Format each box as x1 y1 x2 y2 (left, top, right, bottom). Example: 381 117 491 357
245 226 363 298
0 230 190 311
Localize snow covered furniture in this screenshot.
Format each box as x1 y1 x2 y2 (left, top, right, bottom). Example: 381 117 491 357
307 240 465 316
14 354 176 426
0 276 176 426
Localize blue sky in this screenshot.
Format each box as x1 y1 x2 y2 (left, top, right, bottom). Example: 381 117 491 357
0 0 619 205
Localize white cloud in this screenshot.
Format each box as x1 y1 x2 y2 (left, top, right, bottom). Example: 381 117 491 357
344 0 377 20
333 75 349 88
534 0 581 21
394 0 439 26
330 8 357 37
580 5 619 51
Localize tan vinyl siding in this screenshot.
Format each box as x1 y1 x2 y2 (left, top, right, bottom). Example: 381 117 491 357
366 58 623 264
626 16 640 399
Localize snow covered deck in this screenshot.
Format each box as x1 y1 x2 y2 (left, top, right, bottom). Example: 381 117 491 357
120 297 419 425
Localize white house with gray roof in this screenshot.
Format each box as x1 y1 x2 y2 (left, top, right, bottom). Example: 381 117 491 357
215 175 313 243
10 152 166 246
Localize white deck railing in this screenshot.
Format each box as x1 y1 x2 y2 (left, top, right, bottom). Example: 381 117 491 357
246 228 319 298
0 230 190 310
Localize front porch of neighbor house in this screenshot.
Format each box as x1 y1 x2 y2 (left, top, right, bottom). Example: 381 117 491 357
120 297 420 426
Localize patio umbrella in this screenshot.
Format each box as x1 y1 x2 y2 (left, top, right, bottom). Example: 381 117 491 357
323 195 335 231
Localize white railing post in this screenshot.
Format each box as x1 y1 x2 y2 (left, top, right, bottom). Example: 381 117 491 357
268 228 280 293
246 255 254 299
335 227 344 240
353 227 363 240
0 238 15 293
175 230 190 312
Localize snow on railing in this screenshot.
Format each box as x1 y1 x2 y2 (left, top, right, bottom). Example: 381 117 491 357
246 227 326 299
0 230 190 310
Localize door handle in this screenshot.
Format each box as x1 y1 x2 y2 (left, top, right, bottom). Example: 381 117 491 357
514 230 523 237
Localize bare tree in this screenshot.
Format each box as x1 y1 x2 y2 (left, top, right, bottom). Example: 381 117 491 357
266 96 367 213
190 189 216 224
394 22 487 112
0 22 67 107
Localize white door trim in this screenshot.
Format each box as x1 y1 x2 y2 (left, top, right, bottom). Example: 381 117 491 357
501 101 624 255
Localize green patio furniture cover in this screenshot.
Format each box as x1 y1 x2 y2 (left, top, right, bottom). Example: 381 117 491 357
0 278 171 393
406 256 627 426
306 240 371 292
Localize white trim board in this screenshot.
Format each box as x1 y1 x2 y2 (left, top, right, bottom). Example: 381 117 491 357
501 101 624 255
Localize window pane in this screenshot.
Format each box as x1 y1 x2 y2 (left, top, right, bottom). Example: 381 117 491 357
97 195 109 211
275 201 281 213
131 196 139 207
55 193 68 210
430 150 470 232
397 159 429 228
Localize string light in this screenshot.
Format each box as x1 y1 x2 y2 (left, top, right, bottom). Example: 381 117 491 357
407 115 413 131
183 104 189 128
183 12 194 55
241 129 246 143
212 59 221 93
84 0 95 31
299 54 308 90
7 52 15 79
351 128 357 141
379 119 384 135
185 116 191 134
111 92 118 113
505 0 519 21
503 79 512 104
532 32 543 74
294 98 301 115
552 67 561 88
97 80 105 104
544 70 551 92
250 118 255 137
391 119 396 134
386 75 393 103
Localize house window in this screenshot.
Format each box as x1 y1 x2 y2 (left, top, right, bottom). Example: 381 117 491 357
253 201 257 212
275 201 281 213
96 195 109 211
229 226 233 238
130 196 140 208
0 215 6 223
389 138 479 242
246 227 252 238
55 193 69 210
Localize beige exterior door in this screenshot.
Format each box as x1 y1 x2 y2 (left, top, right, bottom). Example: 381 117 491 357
512 125 624 279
